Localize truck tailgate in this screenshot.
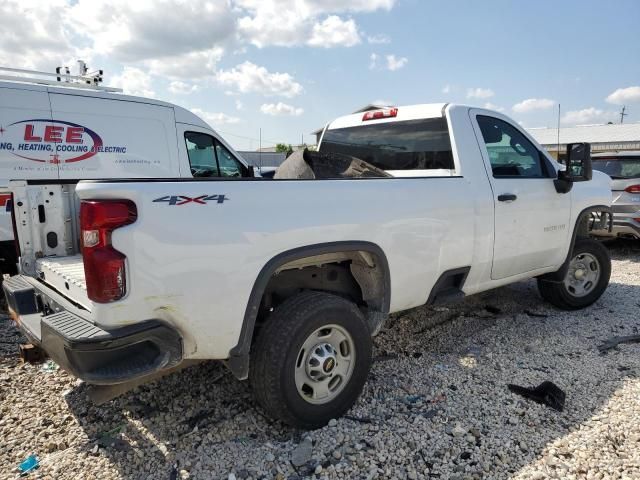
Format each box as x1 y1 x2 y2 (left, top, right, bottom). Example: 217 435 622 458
36 255 90 310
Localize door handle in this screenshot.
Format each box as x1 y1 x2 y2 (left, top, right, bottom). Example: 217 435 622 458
497 194 517 202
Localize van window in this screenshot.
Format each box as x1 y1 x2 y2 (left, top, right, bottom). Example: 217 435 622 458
185 132 247 177
215 141 244 177
477 116 547 178
185 132 219 177
320 118 454 171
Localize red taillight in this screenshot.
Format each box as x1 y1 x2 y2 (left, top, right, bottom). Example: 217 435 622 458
80 200 137 303
0 193 11 208
362 107 398 121
624 184 640 194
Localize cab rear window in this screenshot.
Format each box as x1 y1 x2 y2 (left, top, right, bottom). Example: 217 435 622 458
320 118 454 171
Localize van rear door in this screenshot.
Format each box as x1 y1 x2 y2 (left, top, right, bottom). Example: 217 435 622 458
49 92 180 179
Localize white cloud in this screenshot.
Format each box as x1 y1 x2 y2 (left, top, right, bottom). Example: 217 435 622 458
68 0 236 62
483 102 505 112
512 98 555 113
606 86 640 105
442 84 451 94
386 54 408 71
110 67 155 97
168 81 199 95
366 34 391 44
236 0 394 48
467 87 494 99
371 99 395 106
146 48 223 80
308 16 360 47
260 102 304 116
0 0 76 70
235 100 244 111
370 53 407 71
216 61 303 97
561 107 617 125
191 108 240 125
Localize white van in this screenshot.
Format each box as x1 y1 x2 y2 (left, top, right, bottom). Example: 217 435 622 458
0 75 253 271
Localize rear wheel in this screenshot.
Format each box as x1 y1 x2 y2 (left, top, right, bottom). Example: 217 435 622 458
249 291 372 428
537 238 611 310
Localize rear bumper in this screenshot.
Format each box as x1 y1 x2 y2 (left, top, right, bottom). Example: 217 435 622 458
2 275 182 384
608 210 640 239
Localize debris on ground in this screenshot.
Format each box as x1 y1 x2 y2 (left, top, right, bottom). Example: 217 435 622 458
18 343 46 363
40 360 59 373
17 454 39 475
484 305 502 315
343 415 374 424
290 438 313 467
598 334 640 353
507 381 566 412
524 310 549 318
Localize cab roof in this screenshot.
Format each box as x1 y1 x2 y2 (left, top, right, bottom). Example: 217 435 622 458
326 103 448 131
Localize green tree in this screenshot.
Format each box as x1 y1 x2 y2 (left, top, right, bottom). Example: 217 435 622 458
276 143 294 157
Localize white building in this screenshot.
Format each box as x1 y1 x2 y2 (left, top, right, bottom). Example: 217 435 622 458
527 123 640 159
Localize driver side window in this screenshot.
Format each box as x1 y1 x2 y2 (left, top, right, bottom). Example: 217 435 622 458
477 116 545 178
185 132 219 177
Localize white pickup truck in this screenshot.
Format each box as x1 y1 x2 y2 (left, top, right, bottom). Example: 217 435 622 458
3 104 613 428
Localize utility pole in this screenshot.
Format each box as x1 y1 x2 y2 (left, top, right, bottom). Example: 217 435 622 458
557 103 561 161
259 128 262 168
620 106 628 124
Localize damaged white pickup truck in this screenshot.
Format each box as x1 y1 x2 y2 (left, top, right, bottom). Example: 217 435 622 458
3 104 613 428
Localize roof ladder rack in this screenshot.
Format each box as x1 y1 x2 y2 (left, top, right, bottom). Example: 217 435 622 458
0 60 122 92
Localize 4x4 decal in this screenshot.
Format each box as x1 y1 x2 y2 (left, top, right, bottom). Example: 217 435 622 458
153 195 228 205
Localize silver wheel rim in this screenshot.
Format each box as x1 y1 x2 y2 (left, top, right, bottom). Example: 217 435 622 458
564 252 600 298
294 324 356 405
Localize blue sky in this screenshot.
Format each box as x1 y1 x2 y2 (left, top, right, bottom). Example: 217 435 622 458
2 0 639 150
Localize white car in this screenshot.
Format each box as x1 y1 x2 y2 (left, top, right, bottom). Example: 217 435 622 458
0 73 254 272
4 103 612 428
591 151 640 240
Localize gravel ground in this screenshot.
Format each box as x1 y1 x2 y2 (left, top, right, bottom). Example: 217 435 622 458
1 240 639 480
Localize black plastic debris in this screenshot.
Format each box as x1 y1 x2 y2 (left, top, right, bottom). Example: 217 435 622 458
598 334 640 353
507 381 566 412
344 415 374 424
169 461 179 480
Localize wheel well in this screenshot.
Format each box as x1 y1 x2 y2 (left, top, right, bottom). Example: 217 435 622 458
227 242 390 380
538 205 612 283
257 250 388 335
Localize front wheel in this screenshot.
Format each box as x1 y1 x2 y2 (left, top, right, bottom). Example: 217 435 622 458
249 291 372 429
537 238 611 310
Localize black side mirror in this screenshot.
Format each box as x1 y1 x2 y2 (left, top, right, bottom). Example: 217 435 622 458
246 165 256 177
565 142 592 182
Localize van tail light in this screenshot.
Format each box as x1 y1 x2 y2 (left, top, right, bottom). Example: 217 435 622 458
624 184 640 194
80 200 137 303
362 107 398 121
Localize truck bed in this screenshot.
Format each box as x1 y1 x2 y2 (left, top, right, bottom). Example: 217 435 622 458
36 255 90 310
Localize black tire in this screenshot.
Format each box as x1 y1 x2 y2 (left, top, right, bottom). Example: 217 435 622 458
249 291 372 429
537 238 611 310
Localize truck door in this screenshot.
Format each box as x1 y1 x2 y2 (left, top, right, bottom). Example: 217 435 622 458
469 110 571 280
0 86 59 182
